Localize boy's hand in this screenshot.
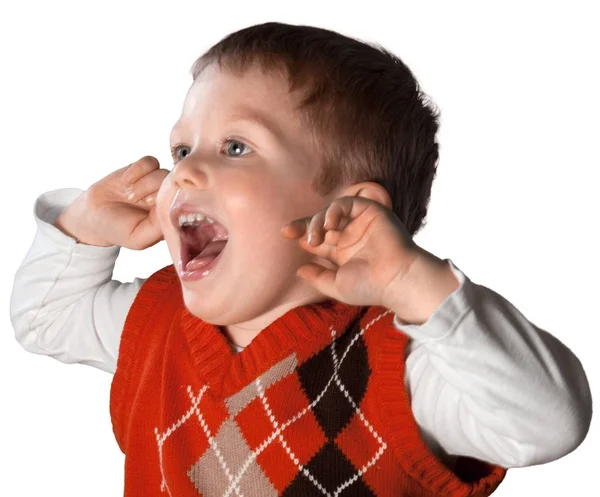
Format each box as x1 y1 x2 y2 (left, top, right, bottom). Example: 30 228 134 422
60 156 169 250
280 196 421 308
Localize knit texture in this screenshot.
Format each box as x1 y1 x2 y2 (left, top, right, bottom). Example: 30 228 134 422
110 265 507 496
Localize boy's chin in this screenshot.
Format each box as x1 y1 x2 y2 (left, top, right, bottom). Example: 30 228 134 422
182 300 222 324
180 285 232 321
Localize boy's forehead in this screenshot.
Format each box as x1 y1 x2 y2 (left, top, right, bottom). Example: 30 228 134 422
170 105 286 145
183 65 294 113
171 66 306 144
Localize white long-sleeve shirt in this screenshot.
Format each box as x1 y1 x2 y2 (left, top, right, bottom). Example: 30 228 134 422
10 188 592 472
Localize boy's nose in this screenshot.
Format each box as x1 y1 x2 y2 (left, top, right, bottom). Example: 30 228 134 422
172 155 211 191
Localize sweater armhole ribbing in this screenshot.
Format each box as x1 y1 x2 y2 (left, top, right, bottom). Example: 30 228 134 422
109 264 178 454
374 317 508 497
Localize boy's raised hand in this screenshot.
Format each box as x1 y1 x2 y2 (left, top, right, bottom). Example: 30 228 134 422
64 156 170 250
280 196 421 308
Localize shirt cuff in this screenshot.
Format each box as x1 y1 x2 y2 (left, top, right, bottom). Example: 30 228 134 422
392 258 471 341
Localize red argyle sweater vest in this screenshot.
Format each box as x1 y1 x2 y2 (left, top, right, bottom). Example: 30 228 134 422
110 265 506 496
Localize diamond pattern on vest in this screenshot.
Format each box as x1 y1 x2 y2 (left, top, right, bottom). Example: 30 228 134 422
296 320 370 439
154 318 386 496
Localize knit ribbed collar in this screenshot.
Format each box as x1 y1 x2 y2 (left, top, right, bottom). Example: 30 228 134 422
179 298 366 400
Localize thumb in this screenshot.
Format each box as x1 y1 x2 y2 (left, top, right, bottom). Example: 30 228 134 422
130 204 164 250
296 262 341 301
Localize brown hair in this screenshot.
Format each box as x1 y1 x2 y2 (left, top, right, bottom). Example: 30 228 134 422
190 22 440 238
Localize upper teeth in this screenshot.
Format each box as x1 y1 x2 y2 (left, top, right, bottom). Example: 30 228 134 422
178 213 216 227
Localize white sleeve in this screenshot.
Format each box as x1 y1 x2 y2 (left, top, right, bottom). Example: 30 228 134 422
398 259 592 468
10 188 144 374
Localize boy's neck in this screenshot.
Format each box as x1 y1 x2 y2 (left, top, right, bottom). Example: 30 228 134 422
217 295 335 350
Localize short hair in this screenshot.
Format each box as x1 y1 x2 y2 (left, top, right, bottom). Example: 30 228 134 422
190 22 440 238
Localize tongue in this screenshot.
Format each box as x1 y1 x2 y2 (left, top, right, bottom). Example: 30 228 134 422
186 240 227 271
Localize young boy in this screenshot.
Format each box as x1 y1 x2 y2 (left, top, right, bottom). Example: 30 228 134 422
10 22 592 497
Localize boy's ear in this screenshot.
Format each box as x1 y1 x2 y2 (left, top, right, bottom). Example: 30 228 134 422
341 182 392 210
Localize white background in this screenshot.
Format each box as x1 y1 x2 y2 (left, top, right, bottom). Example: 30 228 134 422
2 0 598 495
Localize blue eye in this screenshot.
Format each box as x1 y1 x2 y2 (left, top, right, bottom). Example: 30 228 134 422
170 144 190 162
223 139 252 157
170 139 252 163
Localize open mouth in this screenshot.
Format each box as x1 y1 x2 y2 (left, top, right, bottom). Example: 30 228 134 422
179 221 229 272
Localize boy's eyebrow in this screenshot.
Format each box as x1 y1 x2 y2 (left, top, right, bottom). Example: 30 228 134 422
226 108 285 143
170 108 285 145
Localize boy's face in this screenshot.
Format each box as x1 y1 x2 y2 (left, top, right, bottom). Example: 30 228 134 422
154 63 343 340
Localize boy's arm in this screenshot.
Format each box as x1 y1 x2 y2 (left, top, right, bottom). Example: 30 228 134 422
397 259 592 468
10 188 144 374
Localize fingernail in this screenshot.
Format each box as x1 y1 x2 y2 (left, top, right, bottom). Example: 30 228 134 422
307 233 313 244
125 188 135 201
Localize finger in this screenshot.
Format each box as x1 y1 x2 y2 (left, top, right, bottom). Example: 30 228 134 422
307 209 327 246
122 156 160 185
324 229 341 245
129 204 164 250
296 262 342 301
331 196 382 242
141 192 156 205
299 236 339 265
131 192 155 210
288 218 343 267
309 205 353 245
320 218 350 246
333 196 365 219
332 196 378 228
282 196 371 237
124 168 169 203
280 219 304 238
324 201 344 231
281 210 351 242
328 216 351 236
